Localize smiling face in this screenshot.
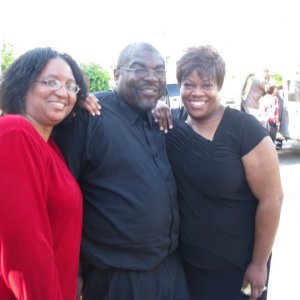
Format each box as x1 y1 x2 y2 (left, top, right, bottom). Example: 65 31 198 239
24 57 77 135
180 70 221 121
114 49 166 112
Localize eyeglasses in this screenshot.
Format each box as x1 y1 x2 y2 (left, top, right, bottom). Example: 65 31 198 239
120 67 166 79
35 79 80 95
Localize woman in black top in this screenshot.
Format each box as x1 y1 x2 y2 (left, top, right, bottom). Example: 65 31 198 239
153 46 283 300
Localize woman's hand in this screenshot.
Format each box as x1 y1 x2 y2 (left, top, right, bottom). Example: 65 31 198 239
80 93 101 116
152 100 173 133
241 262 268 300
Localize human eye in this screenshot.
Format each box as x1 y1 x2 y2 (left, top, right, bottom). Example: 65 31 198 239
183 82 194 90
46 79 60 88
66 82 80 94
203 83 213 90
134 68 148 77
154 69 166 77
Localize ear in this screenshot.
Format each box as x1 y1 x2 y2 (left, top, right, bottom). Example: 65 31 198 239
114 68 120 83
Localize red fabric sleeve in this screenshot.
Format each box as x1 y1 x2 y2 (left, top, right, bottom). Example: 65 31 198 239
0 128 64 299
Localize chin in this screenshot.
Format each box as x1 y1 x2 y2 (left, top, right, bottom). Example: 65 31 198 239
140 99 157 111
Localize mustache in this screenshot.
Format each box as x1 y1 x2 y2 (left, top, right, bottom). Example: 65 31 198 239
136 83 166 97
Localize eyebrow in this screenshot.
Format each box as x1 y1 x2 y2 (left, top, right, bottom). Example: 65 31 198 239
129 61 165 69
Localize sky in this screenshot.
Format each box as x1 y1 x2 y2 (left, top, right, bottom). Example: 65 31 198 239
1 0 299 81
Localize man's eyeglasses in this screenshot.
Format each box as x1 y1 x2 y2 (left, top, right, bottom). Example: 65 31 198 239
121 67 166 79
35 79 80 95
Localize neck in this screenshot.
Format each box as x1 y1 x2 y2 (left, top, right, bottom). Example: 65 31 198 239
24 114 52 142
188 105 224 125
186 105 225 141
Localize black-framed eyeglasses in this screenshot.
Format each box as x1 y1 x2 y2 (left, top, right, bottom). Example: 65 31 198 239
120 67 166 79
35 79 80 95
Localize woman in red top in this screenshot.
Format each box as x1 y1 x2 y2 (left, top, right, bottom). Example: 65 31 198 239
0 47 88 300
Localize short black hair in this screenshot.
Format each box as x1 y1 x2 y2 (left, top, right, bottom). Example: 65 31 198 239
116 42 165 69
0 47 88 116
176 45 225 90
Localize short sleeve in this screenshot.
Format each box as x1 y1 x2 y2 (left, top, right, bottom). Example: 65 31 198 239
238 112 269 156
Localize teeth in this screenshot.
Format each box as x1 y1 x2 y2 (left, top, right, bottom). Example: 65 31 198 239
49 101 66 109
190 101 205 107
141 89 157 96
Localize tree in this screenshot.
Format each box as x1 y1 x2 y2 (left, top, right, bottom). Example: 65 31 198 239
81 63 111 92
1 41 15 73
272 73 282 86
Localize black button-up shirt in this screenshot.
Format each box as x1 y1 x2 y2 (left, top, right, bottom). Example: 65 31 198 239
54 90 179 270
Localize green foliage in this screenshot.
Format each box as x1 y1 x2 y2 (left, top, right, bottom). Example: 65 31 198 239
271 73 283 86
1 41 15 73
81 63 111 92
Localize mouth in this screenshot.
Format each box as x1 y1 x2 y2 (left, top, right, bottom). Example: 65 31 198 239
137 83 162 97
48 101 67 109
190 100 206 108
139 87 159 97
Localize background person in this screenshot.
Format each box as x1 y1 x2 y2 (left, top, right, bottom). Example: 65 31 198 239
153 45 283 300
258 82 281 143
0 47 88 299
54 42 188 300
240 68 270 118
274 85 285 149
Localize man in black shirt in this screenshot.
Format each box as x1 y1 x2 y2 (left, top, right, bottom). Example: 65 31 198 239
54 42 187 300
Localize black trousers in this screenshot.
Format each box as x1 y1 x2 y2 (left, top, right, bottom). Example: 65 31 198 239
267 121 278 142
82 251 188 300
184 257 271 300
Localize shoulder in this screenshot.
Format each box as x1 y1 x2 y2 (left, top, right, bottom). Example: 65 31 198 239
93 90 115 103
0 115 49 160
225 107 259 124
225 108 269 155
93 90 120 115
0 115 40 140
0 114 30 128
171 106 188 126
54 109 104 147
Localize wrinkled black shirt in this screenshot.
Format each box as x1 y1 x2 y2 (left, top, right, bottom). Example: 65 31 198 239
53 90 179 270
167 107 269 268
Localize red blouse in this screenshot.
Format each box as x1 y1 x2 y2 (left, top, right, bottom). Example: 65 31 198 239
0 115 82 300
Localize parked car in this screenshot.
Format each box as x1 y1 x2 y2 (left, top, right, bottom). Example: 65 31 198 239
166 83 181 108
280 71 300 140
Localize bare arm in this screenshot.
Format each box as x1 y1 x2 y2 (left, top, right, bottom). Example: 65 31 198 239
241 136 283 299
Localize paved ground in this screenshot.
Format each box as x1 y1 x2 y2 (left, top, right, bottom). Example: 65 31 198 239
267 141 300 299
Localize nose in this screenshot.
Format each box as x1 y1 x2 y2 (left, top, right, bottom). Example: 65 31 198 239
191 86 205 96
144 70 159 81
54 84 69 97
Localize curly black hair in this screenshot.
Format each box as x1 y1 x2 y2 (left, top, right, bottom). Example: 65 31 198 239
0 47 88 116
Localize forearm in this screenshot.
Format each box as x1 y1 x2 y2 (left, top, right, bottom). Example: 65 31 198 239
251 199 282 266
